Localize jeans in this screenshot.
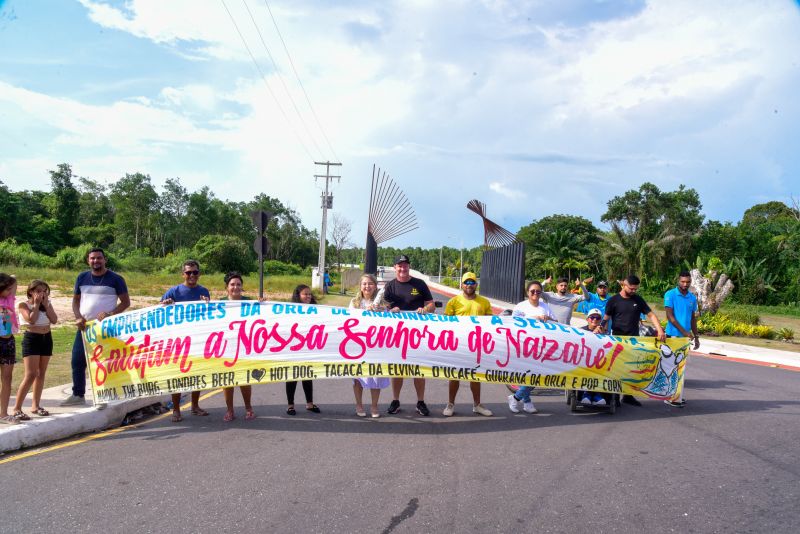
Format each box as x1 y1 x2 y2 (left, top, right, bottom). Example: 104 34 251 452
71 329 86 397
514 386 532 403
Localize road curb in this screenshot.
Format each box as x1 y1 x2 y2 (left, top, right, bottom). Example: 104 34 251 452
0 396 167 454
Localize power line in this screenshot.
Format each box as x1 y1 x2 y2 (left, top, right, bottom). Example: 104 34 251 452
263 0 340 162
242 0 325 160
220 0 315 162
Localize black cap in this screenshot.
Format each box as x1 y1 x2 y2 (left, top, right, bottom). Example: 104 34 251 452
394 254 410 265
597 280 608 287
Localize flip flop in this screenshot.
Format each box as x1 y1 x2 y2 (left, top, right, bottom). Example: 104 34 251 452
286 407 296 416
306 404 321 413
32 408 50 417
244 409 256 420
223 411 236 422
191 408 209 416
0 415 20 425
171 411 183 423
13 411 31 421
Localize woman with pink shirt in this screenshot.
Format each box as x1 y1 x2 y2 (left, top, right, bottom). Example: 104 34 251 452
0 273 20 425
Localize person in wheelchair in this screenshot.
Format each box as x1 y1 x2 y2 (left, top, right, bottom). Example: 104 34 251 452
578 309 610 406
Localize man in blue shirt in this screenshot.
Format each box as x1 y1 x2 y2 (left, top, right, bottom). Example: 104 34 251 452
663 270 699 407
577 277 610 315
161 259 211 422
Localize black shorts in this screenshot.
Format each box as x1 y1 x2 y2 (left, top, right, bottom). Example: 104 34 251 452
22 331 53 357
0 336 16 365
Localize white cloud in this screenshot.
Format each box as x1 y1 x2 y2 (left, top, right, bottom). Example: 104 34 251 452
489 181 526 199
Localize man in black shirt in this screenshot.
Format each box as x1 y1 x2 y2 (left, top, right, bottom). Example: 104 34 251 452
380 255 435 416
599 275 665 407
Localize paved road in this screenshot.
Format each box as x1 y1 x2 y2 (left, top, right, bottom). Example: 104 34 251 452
2 354 798 533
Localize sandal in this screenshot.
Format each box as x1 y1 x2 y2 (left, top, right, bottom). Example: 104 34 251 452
223 411 236 422
191 407 209 417
13 411 31 422
286 407 296 416
245 409 256 420
306 404 321 413
32 408 50 417
171 411 183 423
0 415 20 425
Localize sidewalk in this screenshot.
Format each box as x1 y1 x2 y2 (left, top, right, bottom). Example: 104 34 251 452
1 383 166 454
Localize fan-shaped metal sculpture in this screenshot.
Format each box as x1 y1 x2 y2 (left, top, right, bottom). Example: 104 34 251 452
467 199 519 249
364 165 419 274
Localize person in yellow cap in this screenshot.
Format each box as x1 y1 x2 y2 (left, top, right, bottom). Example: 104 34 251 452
442 272 493 417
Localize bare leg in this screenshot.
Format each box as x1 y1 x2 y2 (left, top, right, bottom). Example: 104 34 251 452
32 356 50 411
413 377 426 401
223 387 235 413
353 380 364 412
240 385 253 411
448 380 460 404
13 355 39 413
391 377 403 401
469 382 481 405
369 388 381 415
0 364 13 417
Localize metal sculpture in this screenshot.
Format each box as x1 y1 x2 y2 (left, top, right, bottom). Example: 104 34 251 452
467 199 526 304
364 165 418 274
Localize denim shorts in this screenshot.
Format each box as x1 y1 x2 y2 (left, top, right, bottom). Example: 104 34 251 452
0 336 16 365
22 331 53 357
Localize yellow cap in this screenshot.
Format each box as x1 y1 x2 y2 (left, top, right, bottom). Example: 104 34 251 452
461 272 477 283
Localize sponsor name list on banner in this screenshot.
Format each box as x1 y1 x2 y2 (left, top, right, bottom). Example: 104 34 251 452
82 300 690 404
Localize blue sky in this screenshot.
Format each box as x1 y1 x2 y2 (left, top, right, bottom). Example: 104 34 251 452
1 0 799 249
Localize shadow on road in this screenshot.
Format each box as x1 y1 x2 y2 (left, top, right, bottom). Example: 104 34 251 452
98 397 800 442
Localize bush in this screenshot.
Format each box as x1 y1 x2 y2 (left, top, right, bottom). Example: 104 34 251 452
724 308 760 325
698 313 775 339
52 244 119 270
777 327 795 342
117 251 161 273
0 239 51 268
263 260 302 276
191 234 255 274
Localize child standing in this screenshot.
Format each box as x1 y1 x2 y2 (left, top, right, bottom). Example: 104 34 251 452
0 273 20 425
13 280 58 419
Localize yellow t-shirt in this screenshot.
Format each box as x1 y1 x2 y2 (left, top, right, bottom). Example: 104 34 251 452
445 294 493 317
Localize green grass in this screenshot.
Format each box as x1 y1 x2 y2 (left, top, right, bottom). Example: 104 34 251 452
9 326 76 394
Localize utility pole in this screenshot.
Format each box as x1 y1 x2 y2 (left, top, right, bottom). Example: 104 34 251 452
314 161 342 292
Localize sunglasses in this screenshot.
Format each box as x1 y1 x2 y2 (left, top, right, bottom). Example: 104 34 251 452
529 289 542 295
184 270 200 276
463 280 477 286
588 315 602 320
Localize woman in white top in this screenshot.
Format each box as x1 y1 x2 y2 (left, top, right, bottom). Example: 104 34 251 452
348 274 390 418
512 280 555 322
13 280 58 419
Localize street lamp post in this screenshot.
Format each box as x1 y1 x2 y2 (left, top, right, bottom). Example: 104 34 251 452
438 245 443 283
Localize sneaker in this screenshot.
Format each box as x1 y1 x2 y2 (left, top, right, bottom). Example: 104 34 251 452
622 395 642 407
522 401 538 414
472 404 493 416
507 394 520 413
416 400 430 416
387 399 401 414
59 395 87 407
593 394 607 406
580 393 592 405
443 403 455 417
664 399 685 408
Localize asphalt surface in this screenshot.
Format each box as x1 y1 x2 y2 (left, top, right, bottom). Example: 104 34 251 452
2 354 798 533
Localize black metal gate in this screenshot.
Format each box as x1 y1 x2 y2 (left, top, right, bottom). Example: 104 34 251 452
479 242 525 305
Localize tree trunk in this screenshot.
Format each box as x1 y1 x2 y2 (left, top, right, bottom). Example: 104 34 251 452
690 268 735 314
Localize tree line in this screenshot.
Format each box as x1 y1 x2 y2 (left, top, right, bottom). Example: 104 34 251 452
1 164 798 306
